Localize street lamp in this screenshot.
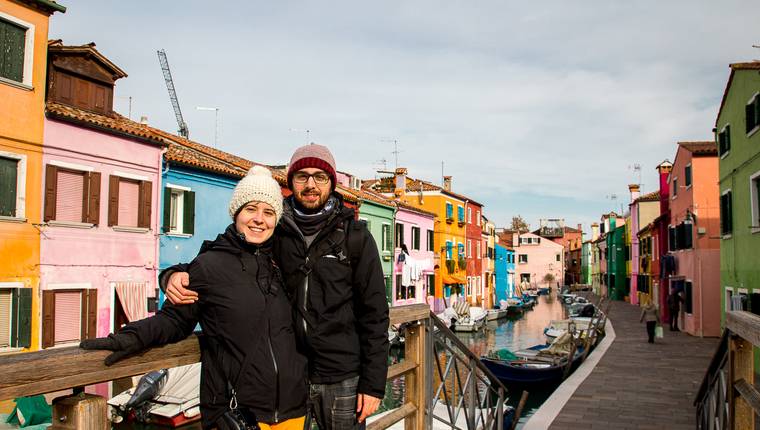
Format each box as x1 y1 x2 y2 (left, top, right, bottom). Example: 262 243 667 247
196 106 220 148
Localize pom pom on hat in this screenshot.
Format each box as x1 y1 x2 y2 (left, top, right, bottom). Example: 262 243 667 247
228 165 284 222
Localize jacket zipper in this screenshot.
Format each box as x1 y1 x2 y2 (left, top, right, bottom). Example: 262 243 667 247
267 321 280 422
303 256 309 336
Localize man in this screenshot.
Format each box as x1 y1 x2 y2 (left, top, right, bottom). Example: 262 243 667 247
163 144 389 429
667 287 682 331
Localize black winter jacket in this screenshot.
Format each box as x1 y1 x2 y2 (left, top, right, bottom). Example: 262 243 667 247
124 225 307 428
274 194 390 399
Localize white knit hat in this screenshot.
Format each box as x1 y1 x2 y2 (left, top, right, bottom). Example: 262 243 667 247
228 166 283 222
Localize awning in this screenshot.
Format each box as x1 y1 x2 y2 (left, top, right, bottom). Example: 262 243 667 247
442 273 466 285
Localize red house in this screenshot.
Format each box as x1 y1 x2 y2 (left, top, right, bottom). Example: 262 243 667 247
465 200 484 305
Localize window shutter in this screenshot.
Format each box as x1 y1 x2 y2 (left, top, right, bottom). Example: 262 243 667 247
183 190 195 235
0 157 17 217
0 290 10 347
15 288 31 348
727 192 733 234
138 181 152 229
42 290 55 348
747 103 755 134
44 165 58 222
0 19 26 82
56 169 85 222
55 291 81 344
86 172 101 225
162 188 171 232
82 289 98 339
108 175 119 226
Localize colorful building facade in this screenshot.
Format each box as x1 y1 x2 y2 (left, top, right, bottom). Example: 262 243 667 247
513 232 564 288
392 203 435 308
0 0 64 354
465 199 484 305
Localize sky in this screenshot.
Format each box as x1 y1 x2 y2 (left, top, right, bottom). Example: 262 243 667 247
50 1 760 231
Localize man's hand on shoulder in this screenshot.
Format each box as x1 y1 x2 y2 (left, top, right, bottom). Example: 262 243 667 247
356 393 381 423
165 272 197 305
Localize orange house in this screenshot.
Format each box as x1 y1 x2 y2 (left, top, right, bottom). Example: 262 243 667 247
0 0 65 354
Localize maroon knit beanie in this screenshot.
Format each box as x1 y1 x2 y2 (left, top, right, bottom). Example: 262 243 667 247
287 143 337 190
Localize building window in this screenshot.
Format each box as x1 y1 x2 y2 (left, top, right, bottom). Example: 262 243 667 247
42 288 97 348
684 164 692 188
411 226 420 250
0 285 31 349
445 202 453 220
445 241 453 260
747 92 760 135
382 224 392 252
427 274 435 296
0 153 26 219
718 125 731 157
395 274 404 300
427 229 434 252
476 242 481 260
163 186 195 235
684 281 693 314
476 211 480 226
44 164 101 225
518 254 528 264
0 14 34 87
395 222 404 248
467 240 472 258
458 242 465 258
467 207 472 223
720 190 733 236
556 254 561 262
672 178 678 198
457 206 464 223
105 174 152 229
751 172 760 233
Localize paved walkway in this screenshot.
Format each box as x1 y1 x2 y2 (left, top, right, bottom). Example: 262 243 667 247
548 294 719 430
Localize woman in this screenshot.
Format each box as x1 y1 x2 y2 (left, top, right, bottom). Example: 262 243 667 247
639 298 660 344
81 166 306 430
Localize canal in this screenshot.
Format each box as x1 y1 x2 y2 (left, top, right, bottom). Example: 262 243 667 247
380 293 567 428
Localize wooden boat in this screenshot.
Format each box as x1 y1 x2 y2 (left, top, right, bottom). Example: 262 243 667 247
480 340 585 385
486 308 508 321
452 306 487 332
537 287 550 295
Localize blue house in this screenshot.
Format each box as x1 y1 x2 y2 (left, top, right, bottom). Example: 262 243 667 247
505 247 515 298
494 244 508 305
158 139 247 304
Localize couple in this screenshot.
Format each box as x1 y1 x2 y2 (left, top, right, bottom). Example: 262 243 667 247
81 144 390 430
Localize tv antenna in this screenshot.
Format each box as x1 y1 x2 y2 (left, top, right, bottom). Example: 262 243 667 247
290 128 311 144
629 163 642 186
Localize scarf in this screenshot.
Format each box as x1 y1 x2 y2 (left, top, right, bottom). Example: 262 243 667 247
290 195 339 237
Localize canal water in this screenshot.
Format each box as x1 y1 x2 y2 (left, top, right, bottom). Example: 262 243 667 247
380 293 568 428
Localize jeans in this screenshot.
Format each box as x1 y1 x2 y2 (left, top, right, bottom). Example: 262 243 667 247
306 376 364 430
646 321 656 343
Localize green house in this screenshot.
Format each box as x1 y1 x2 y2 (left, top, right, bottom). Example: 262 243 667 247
716 61 760 320
607 219 628 301
357 196 397 303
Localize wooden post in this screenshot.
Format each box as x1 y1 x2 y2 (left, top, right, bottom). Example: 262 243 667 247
509 390 529 430
404 321 426 430
731 336 754 430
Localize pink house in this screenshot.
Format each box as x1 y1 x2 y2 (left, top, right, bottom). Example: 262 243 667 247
668 142 721 337
513 232 564 289
392 203 435 309
39 42 166 367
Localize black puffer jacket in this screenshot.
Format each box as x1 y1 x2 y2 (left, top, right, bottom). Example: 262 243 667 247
124 225 307 428
274 194 390 399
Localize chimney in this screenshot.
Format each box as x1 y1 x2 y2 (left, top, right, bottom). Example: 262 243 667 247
443 176 452 192
591 223 599 241
394 167 407 197
140 116 149 125
657 160 673 214
628 184 640 202
577 223 582 233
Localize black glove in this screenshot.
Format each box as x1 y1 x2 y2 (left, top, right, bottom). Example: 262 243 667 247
80 332 144 366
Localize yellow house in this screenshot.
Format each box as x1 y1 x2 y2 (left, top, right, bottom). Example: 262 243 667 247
0 0 65 354
367 169 468 311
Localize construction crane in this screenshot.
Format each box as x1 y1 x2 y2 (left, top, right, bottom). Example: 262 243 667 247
157 49 189 138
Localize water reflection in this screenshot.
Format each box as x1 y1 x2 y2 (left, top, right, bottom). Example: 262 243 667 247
380 294 567 428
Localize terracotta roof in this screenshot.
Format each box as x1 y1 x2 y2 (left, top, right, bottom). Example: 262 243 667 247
716 61 760 126
46 102 167 147
393 200 437 218
368 175 483 205
634 190 660 203
341 187 395 208
678 141 718 156
47 40 127 78
165 143 247 178
19 0 66 13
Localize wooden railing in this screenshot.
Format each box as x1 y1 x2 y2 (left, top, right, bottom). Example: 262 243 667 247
695 310 760 430
0 304 510 429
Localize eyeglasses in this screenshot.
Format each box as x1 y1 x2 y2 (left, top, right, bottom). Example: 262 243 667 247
292 172 330 185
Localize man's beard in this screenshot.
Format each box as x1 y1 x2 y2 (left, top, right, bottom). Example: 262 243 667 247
295 187 329 211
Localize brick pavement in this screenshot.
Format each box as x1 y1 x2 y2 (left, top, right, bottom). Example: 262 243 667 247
548 295 719 430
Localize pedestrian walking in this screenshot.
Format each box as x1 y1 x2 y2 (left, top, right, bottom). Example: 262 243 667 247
640 299 660 344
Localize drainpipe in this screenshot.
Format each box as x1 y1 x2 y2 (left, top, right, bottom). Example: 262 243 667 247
154 147 168 295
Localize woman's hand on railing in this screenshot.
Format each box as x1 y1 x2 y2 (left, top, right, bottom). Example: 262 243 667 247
79 332 144 366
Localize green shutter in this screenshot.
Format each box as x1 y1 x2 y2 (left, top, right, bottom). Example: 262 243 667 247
162 187 171 232
0 157 17 217
15 288 31 348
0 19 26 83
183 190 195 235
747 103 755 134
